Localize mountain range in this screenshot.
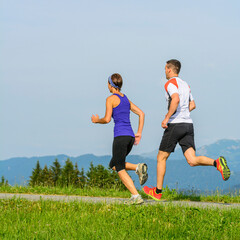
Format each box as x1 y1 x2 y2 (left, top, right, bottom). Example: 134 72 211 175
0 139 239 193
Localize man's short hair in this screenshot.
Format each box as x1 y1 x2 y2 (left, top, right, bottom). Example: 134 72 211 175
166 59 181 74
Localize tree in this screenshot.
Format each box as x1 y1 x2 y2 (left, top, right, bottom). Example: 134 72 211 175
27 158 125 190
29 160 42 186
0 176 9 187
86 162 126 190
73 162 80 187
61 158 75 187
48 168 54 186
40 165 51 186
51 158 62 186
1 176 5 185
86 163 114 188
79 167 86 188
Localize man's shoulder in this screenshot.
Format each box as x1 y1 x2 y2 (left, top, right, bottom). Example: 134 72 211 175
164 77 179 92
170 77 190 88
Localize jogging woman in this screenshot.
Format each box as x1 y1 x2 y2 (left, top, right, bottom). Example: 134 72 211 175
91 73 148 204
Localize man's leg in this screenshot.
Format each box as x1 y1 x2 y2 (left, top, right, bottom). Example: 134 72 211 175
184 147 214 166
142 151 170 201
143 124 177 200
184 147 231 181
157 151 171 190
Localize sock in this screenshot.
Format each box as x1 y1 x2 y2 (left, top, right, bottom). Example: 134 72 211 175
156 188 162 194
213 160 217 167
131 194 139 199
135 164 139 173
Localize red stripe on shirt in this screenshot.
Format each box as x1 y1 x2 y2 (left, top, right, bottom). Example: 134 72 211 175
164 78 178 93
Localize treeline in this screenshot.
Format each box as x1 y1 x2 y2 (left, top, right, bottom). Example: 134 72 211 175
0 176 8 187
29 158 126 190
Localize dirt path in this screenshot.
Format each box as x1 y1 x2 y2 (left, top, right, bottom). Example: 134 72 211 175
0 193 239 209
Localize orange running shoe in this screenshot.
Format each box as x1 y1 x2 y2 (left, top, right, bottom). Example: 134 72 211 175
216 156 231 181
143 186 162 201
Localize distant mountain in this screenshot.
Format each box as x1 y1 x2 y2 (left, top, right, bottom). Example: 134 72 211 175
0 139 239 193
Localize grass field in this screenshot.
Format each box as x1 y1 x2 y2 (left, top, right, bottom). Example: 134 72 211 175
0 198 239 240
0 185 240 203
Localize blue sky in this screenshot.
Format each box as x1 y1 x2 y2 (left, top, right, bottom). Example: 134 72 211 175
1 0 240 160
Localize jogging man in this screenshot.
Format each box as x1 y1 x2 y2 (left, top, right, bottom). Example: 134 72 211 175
143 59 231 201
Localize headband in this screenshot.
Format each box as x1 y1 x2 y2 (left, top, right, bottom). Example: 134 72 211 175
108 76 120 89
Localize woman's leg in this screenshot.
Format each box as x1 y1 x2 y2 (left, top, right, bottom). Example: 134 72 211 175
111 162 137 171
111 136 141 195
125 162 138 171
112 162 138 171
117 169 138 195
124 137 138 171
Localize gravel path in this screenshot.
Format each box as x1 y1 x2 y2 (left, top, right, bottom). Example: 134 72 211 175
0 193 239 209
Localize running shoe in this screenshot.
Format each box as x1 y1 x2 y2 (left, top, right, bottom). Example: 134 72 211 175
136 163 148 185
216 156 231 181
124 195 144 205
143 186 162 201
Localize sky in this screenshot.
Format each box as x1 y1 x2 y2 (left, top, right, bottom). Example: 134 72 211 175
1 0 240 160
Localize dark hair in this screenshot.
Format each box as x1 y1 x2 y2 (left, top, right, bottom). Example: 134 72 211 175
111 73 123 91
166 59 181 74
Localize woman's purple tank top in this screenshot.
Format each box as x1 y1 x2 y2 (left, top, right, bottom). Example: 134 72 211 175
112 93 135 138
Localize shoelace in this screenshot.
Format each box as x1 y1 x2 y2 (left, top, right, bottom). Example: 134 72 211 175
149 186 156 195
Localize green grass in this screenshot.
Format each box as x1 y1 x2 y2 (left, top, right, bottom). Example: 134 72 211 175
0 185 240 203
0 185 130 198
0 198 239 239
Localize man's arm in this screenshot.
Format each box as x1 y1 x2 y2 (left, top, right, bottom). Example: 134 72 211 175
91 97 113 124
162 93 180 129
189 100 196 112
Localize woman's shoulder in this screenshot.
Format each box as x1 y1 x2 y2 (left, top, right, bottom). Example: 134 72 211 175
107 94 119 100
109 93 125 99
106 94 121 104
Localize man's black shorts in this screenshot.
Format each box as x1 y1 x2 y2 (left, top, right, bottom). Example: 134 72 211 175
159 123 195 153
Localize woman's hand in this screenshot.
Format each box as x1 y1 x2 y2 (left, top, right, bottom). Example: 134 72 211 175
134 132 142 145
91 114 99 123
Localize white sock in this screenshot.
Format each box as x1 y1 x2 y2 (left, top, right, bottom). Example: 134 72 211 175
135 164 139 173
131 194 139 199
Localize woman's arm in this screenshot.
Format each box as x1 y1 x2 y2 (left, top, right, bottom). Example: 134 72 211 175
91 97 113 124
130 101 145 145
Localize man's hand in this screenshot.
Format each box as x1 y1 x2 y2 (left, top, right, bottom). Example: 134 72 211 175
134 132 142 145
162 93 179 128
91 114 99 123
189 100 196 112
161 116 169 129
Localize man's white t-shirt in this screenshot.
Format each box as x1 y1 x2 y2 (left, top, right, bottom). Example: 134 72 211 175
164 77 194 124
